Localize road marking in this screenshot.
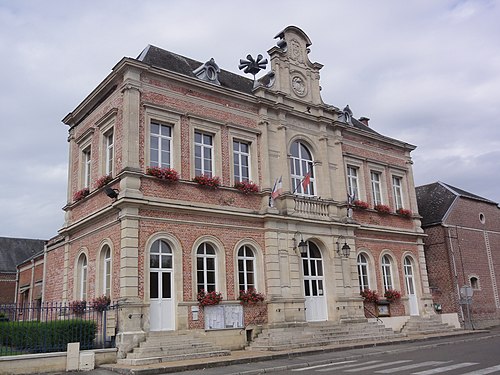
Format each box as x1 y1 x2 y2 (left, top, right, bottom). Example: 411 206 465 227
291 360 357 371
316 360 382 372
343 360 412 372
375 361 448 373
461 364 500 375
412 362 478 374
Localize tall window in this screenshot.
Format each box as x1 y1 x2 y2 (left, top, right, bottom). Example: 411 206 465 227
77 253 88 300
150 122 172 168
196 243 216 293
381 255 393 291
392 176 403 210
357 253 370 292
237 246 255 291
195 131 213 176
233 140 250 182
347 166 359 200
370 171 382 206
290 140 315 196
102 246 111 297
83 148 91 188
105 131 114 176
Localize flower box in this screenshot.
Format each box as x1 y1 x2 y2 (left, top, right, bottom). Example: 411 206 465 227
197 290 223 307
353 200 369 209
69 300 86 315
360 289 379 303
95 175 113 189
73 188 90 202
92 295 111 312
396 208 412 218
374 204 391 214
234 180 259 194
193 174 220 189
238 289 265 305
146 166 179 182
384 289 401 303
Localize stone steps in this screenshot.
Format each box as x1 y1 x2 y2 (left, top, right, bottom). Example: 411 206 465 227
247 320 402 351
401 316 458 336
118 330 230 365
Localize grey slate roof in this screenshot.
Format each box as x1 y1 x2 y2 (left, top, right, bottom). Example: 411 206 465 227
416 182 498 227
137 45 255 94
136 45 383 137
0 237 46 273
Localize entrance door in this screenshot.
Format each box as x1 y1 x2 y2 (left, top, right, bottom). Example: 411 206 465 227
302 241 327 321
404 256 419 316
149 239 175 331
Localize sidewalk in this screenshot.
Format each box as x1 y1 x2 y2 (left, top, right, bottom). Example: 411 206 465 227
99 328 500 375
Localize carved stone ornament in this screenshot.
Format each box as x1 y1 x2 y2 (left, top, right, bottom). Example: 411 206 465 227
289 39 303 63
291 75 307 97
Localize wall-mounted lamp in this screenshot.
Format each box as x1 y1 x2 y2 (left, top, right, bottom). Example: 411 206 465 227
293 231 308 255
104 186 119 199
336 236 351 258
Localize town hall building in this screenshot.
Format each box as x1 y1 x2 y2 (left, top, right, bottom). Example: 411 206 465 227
42 26 439 358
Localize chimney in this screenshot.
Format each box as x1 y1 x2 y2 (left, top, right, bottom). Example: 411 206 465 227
359 117 370 126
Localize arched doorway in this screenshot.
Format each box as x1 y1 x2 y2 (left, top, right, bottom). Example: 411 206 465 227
302 241 327 321
404 256 419 316
149 239 175 331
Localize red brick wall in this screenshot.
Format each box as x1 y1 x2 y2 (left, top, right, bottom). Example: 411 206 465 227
0 273 16 304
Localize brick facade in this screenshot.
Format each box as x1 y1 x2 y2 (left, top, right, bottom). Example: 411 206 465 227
417 182 500 328
43 26 432 354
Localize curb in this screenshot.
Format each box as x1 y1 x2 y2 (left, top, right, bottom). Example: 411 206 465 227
102 329 500 375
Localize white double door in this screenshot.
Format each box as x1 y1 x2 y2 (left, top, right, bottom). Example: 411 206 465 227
150 240 175 331
302 241 328 321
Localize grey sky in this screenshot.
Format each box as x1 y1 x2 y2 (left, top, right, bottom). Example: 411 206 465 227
1 0 499 239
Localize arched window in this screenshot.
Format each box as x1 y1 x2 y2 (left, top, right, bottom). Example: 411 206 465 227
77 253 88 300
237 246 256 291
470 276 479 290
290 140 315 196
357 253 370 292
102 246 111 297
381 255 393 292
196 243 216 293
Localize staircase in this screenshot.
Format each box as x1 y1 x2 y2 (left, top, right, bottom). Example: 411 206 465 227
246 319 403 351
400 316 458 336
118 331 230 365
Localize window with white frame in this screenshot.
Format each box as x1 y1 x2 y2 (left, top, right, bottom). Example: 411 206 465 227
370 171 382 206
357 253 370 292
233 140 250 182
82 147 91 188
102 246 111 297
77 253 88 300
392 176 403 210
194 131 213 177
196 243 216 293
290 140 315 196
104 130 114 176
381 255 393 291
150 122 172 168
347 166 359 200
237 246 255 291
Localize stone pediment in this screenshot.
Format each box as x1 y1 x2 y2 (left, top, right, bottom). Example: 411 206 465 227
267 26 323 105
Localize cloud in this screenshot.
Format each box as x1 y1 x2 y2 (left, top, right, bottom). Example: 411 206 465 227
1 0 499 238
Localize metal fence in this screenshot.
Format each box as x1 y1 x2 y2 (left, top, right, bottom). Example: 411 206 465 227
0 302 117 356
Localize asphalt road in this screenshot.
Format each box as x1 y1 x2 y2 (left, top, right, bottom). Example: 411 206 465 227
175 329 500 375
60 327 500 375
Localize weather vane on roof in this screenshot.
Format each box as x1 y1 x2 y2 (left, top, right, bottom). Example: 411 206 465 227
238 54 268 84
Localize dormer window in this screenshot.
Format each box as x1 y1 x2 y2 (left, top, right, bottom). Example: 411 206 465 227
193 58 220 85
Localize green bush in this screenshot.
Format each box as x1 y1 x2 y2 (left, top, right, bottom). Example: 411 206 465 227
0 319 97 353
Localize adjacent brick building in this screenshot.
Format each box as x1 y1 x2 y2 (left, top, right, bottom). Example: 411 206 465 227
416 182 500 328
0 237 45 304
43 26 434 356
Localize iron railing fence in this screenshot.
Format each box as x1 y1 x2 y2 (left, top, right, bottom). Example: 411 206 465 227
0 302 117 356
